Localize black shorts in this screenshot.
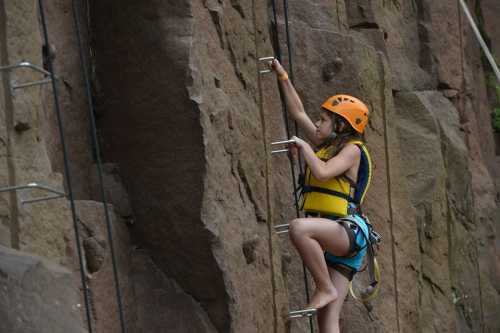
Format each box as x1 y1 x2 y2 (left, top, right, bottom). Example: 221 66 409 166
306 213 361 281
325 221 358 281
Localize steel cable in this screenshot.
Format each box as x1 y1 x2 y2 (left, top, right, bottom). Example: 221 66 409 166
270 1 314 331
70 1 127 332
37 0 94 331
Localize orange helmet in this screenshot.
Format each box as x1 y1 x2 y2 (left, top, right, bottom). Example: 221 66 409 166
321 94 369 133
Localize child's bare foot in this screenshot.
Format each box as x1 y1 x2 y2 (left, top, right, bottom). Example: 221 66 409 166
306 287 338 310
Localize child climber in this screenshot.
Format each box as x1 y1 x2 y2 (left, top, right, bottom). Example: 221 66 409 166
270 59 372 333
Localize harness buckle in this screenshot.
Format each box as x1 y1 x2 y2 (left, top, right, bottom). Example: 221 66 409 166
347 203 361 216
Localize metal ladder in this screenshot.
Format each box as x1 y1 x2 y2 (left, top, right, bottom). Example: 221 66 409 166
258 56 318 321
0 62 66 204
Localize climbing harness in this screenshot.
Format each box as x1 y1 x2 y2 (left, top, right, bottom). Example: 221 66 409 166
271 139 382 306
270 136 381 307
299 139 381 304
337 215 382 304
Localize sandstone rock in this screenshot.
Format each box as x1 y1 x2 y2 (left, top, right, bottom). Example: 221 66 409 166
91 1 230 329
130 249 218 333
345 0 377 29
42 0 94 199
481 0 500 58
354 0 435 91
75 200 135 333
0 222 10 247
443 89 459 99
14 121 30 132
288 0 345 31
395 90 500 332
2 1 499 332
418 0 463 90
82 236 105 273
1 0 78 267
88 163 133 218
91 1 285 332
0 245 87 333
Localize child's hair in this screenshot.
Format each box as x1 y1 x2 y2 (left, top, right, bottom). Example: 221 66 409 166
318 113 364 160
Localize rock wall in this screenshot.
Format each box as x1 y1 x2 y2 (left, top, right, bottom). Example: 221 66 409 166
0 0 499 333
0 245 87 333
0 1 135 332
90 1 288 331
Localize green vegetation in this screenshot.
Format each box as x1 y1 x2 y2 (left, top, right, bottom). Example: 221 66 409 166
493 107 500 132
493 81 500 132
472 1 500 132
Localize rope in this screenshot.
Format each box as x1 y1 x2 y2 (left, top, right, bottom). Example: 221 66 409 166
70 1 127 332
253 1 279 332
37 1 94 331
270 1 314 332
282 0 294 83
380 68 400 332
271 0 282 63
282 0 304 177
459 0 500 84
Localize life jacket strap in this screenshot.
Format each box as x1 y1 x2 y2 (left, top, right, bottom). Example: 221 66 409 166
301 185 354 202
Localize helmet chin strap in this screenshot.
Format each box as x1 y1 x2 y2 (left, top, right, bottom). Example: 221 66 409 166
322 115 351 146
328 132 337 142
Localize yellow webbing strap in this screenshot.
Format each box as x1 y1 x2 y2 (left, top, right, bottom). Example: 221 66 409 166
348 257 381 303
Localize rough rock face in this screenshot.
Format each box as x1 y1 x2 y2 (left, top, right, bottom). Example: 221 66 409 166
91 1 287 331
482 0 500 59
130 249 218 333
42 0 94 199
395 91 473 331
74 200 135 333
1 1 132 332
283 2 419 332
0 245 86 333
0 0 499 333
0 0 80 263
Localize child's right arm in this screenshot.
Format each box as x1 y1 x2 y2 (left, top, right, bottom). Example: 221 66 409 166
271 59 321 146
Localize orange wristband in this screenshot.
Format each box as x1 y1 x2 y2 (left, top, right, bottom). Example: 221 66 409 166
279 72 289 81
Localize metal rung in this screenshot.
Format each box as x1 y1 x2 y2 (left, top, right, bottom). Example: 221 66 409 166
271 139 296 145
289 308 317 319
271 138 296 154
0 182 66 204
0 62 52 75
271 148 289 154
13 78 52 90
274 223 289 234
258 56 275 75
0 61 55 91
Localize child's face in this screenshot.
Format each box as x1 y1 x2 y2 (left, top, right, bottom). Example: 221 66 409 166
315 111 334 142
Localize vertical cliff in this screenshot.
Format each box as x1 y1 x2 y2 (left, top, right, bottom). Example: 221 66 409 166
0 0 499 332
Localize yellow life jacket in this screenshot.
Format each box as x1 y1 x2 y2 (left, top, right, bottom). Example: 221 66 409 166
300 140 372 217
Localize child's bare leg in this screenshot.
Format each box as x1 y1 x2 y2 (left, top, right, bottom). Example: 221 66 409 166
289 218 350 310
317 268 350 333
